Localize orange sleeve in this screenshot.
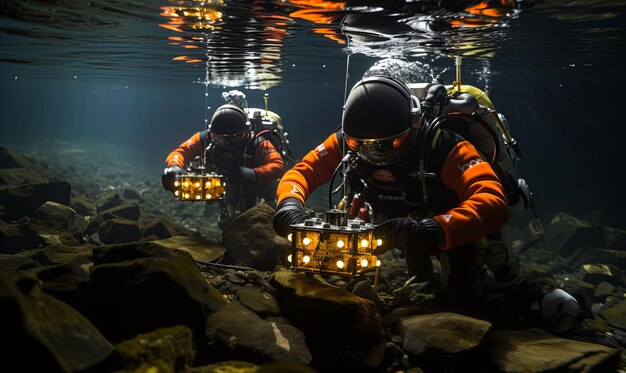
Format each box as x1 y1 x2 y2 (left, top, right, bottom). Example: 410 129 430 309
432 141 508 250
276 133 343 204
252 139 285 183
165 132 205 168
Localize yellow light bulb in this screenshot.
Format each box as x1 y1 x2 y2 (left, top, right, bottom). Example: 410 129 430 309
376 260 381 267
361 239 369 248
360 259 368 267
302 237 312 246
195 182 200 187
174 191 179 196
183 182 189 187
302 255 310 264
195 195 201 200
184 193 190 199
287 254 292 263
206 194 211 199
336 260 344 269
377 239 383 246
337 240 345 248
174 181 179 187
205 181 211 187
287 233 292 242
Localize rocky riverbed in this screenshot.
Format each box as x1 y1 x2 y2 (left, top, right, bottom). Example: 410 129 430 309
1 143 625 372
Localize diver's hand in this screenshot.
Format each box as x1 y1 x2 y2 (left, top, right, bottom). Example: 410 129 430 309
273 197 308 237
228 166 256 184
161 165 184 193
373 217 441 255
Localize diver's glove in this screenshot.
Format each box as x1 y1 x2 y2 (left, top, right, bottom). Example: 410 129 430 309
161 165 184 193
373 217 442 255
273 197 308 237
228 166 256 184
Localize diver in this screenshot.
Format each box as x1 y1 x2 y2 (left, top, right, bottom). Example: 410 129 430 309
273 76 579 325
162 90 287 228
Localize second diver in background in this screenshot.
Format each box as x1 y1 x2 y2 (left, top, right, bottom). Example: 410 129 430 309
162 90 288 228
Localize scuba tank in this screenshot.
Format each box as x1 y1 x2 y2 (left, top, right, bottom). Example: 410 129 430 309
407 81 544 253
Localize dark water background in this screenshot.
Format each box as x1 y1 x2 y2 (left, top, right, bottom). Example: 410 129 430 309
1 0 625 229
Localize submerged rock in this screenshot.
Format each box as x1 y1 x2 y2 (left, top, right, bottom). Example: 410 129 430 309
400 312 491 357
33 200 76 229
0 180 71 221
486 330 620 372
236 285 281 318
97 217 143 244
204 302 311 364
0 271 113 372
88 242 227 343
546 213 604 257
222 203 290 271
270 270 386 370
104 325 195 372
153 235 226 264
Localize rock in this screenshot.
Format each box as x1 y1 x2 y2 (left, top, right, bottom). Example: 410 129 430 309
400 312 491 357
71 195 95 216
581 264 619 286
568 246 626 269
604 226 626 250
98 203 140 221
205 302 312 364
594 281 615 301
33 201 76 229
29 257 92 312
236 285 281 318
0 253 39 272
104 326 195 372
0 146 33 169
0 181 71 222
142 218 193 240
192 361 258 372
270 270 386 370
27 244 93 265
546 213 604 257
600 298 626 331
0 219 46 253
351 279 382 307
153 235 226 264
222 203 290 271
0 271 113 371
0 147 49 185
88 242 227 344
486 330 620 373
97 218 143 244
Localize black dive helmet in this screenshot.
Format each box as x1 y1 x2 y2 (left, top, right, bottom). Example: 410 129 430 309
342 75 421 166
209 104 250 149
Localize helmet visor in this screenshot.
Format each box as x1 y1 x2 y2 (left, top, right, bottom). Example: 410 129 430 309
344 128 412 165
211 130 250 149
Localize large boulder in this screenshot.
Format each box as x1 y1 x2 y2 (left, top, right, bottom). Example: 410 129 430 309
0 181 71 222
545 213 604 257
204 302 311 364
101 325 195 372
153 235 226 264
97 218 143 244
33 201 76 229
0 271 113 371
222 203 290 271
400 312 491 357
486 330 620 373
88 242 227 343
270 270 386 370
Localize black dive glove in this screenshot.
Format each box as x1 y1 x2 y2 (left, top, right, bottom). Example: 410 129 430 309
161 165 184 193
228 166 256 184
373 217 442 255
273 197 308 237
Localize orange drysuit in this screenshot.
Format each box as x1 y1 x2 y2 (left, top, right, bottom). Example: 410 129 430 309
165 130 285 184
276 129 508 250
